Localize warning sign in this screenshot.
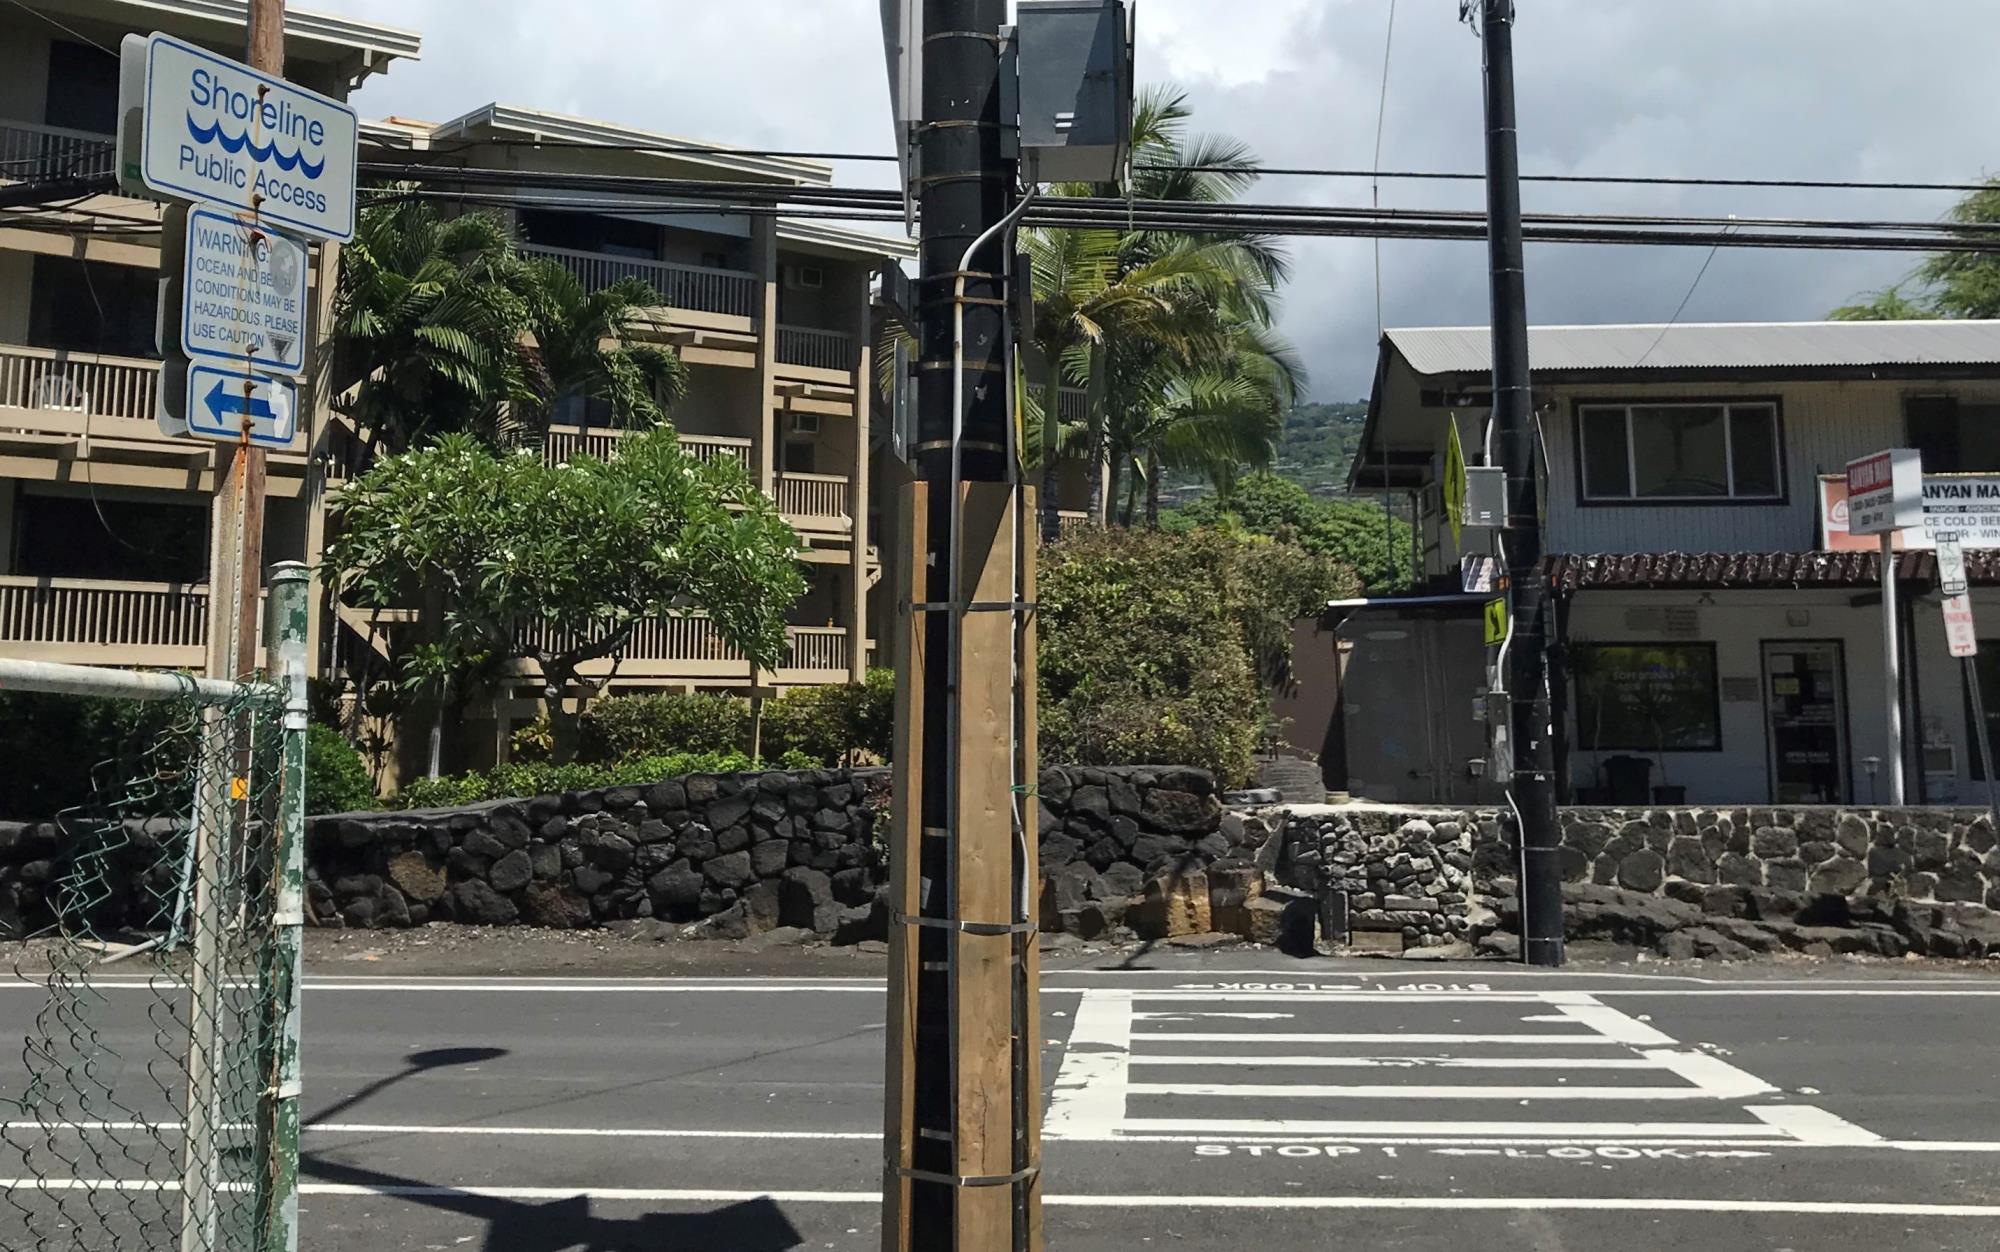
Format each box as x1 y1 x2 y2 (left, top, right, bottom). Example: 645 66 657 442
1445 421 1468 548
1945 594 1978 658
1483 598 1509 646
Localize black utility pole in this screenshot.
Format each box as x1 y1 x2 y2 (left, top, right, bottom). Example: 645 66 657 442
1478 0 1564 967
884 0 1039 1249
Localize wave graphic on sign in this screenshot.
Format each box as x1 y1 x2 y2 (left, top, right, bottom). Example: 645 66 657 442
185 114 326 178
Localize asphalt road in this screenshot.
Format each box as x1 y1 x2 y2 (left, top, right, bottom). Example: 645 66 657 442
6 948 2000 1250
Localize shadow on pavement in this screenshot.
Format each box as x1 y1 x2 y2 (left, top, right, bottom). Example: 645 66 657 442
306 1154 805 1251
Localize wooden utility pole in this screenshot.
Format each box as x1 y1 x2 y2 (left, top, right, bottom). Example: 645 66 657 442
1477 0 1564 967
882 0 1042 1248
202 0 283 683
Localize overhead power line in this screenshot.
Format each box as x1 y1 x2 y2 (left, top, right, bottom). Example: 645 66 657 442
356 135 1994 195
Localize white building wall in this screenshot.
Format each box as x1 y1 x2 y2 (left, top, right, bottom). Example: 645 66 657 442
1566 587 2000 806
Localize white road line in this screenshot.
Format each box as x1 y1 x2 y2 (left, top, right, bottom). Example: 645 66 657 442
1549 1001 1681 1046
1640 1048 1779 1100
22 1182 2000 1216
1124 1082 1749 1101
1136 1032 1629 1045
1043 990 1133 1140
1127 1056 1664 1069
1115 1118 1793 1139
1750 1105 1886 1146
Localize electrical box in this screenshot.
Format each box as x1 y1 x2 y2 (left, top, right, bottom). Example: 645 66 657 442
1463 465 1506 530
1015 0 1133 184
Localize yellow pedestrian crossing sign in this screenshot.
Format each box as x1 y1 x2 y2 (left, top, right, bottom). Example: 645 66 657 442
1445 419 1467 547
1483 597 1508 646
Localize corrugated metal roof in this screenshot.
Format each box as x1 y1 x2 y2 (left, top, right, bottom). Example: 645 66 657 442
1543 550 1999 592
1387 320 2000 378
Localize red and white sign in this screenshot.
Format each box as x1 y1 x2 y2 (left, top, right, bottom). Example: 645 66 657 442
1946 594 1979 658
1818 474 2000 552
1845 448 1924 535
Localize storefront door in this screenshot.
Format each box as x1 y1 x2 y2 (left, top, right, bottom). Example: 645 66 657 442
1762 640 1849 804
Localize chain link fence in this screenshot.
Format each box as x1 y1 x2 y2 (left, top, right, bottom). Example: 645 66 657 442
0 565 309 1252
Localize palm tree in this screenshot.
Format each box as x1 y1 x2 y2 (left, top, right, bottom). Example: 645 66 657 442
332 200 530 457
517 259 689 444
1030 87 1299 526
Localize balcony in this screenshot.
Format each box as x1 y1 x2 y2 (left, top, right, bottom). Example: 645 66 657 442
520 244 759 320
775 472 851 531
776 326 855 374
501 617 855 685
0 343 308 460
0 576 260 668
542 426 750 467
539 426 851 529
0 121 115 186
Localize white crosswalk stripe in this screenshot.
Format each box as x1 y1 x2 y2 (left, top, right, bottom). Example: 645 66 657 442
1046 986 1881 1147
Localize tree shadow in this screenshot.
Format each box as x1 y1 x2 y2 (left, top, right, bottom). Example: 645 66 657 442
305 1153 806 1252
309 1046 510 1126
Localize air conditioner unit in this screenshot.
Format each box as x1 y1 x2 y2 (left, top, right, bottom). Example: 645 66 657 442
790 412 822 436
782 264 824 291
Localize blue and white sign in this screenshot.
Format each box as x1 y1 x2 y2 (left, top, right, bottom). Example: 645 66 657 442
185 363 297 449
125 33 358 242
180 206 308 375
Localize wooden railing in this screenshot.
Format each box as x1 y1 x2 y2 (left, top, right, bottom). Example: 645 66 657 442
783 626 848 674
0 576 266 660
0 122 116 185
521 244 758 318
776 325 854 372
1056 510 1092 536
542 426 751 467
0 344 161 423
776 472 850 523
510 616 846 673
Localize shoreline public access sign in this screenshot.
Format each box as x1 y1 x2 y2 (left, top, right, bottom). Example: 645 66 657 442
119 32 358 242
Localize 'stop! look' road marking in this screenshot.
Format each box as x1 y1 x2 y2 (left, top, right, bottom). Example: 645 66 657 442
1045 986 1881 1148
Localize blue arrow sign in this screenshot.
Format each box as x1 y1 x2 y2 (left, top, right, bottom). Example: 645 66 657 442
186 363 297 448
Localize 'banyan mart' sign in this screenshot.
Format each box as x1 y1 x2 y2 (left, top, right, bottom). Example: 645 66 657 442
1820 473 2000 551
119 32 358 241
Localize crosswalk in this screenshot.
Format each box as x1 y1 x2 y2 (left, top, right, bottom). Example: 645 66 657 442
1045 987 1884 1147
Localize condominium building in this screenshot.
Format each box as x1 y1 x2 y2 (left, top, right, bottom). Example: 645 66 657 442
0 2 916 778
0 1 416 675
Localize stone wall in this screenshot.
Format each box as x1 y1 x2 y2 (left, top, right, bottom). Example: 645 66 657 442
307 768 896 942
1277 809 1486 948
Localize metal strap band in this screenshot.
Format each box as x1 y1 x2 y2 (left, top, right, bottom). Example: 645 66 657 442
908 601 1038 613
921 31 1004 47
894 910 1035 937
896 1164 1041 1189
911 438 1006 453
914 270 1002 285
913 359 1006 374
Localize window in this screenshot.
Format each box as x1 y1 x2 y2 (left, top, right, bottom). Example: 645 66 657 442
44 41 119 135
1577 401 1783 501
14 490 208 583
1572 643 1722 752
1907 396 2000 473
29 256 157 358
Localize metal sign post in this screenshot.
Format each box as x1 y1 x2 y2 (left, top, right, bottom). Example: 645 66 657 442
1847 449 1924 805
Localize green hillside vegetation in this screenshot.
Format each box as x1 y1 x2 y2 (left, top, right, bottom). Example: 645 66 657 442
1272 400 1371 497
1163 473 1414 593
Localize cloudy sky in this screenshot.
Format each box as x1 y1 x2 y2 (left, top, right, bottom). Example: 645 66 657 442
336 0 1995 401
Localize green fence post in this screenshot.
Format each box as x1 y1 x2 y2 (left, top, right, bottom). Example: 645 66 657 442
262 561 310 1252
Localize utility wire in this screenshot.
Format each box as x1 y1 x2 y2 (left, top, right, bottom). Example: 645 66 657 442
0 0 117 56
356 135 1994 195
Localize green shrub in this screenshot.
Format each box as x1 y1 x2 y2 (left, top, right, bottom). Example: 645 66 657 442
392 749 758 809
306 724 379 815
761 668 896 766
1038 527 1351 785
0 691 188 815
579 691 750 763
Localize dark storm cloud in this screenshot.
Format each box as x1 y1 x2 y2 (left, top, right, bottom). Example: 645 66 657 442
341 1 1995 399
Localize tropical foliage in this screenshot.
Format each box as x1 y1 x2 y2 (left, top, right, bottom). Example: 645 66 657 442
1026 87 1302 529
1037 526 1353 785
323 428 806 767
1165 473 1415 592
332 200 685 458
1832 178 2000 321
